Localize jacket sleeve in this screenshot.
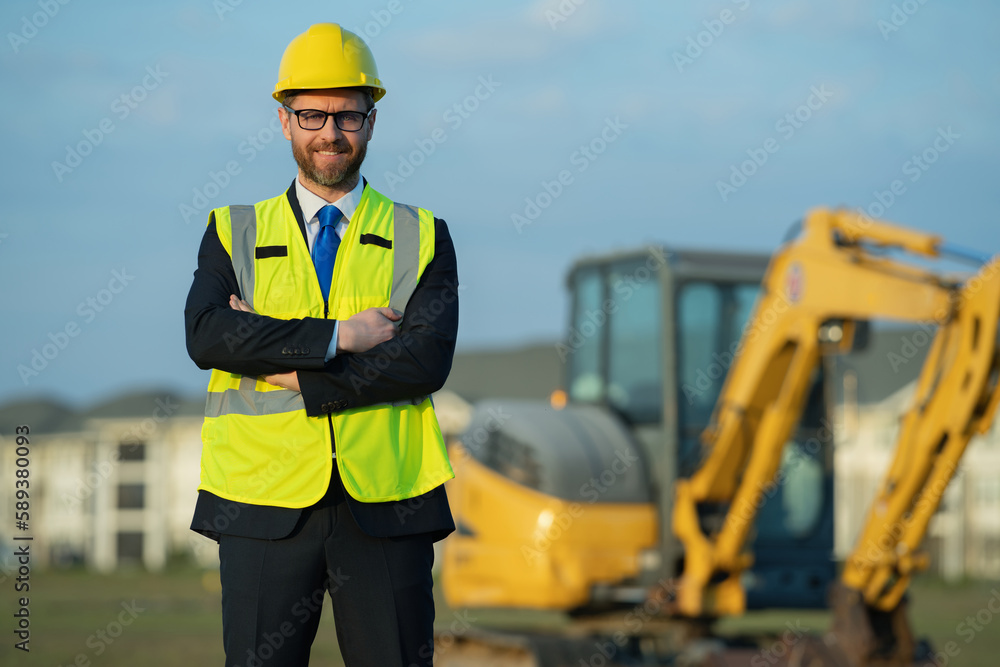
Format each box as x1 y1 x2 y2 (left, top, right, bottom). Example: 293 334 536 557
297 218 459 416
184 218 338 377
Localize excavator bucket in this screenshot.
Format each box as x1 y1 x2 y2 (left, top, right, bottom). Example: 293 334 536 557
828 582 916 667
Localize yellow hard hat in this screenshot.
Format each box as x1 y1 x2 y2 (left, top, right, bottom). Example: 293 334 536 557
272 23 386 103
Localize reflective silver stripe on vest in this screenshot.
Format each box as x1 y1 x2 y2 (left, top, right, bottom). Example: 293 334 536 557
389 203 421 316
229 205 257 309
205 390 423 418
205 387 305 418
385 204 427 404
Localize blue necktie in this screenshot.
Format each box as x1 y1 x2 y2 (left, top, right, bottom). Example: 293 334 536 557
312 204 342 301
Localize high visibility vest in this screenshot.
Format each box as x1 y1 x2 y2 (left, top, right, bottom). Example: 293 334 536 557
197 184 454 507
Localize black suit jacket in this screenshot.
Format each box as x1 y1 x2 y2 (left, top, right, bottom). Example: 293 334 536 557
184 180 457 542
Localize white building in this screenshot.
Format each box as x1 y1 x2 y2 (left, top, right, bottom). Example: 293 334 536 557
0 392 210 572
834 382 1000 580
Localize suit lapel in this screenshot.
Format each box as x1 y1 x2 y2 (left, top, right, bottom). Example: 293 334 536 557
284 179 309 248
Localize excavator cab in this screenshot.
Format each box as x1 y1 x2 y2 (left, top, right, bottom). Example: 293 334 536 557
564 247 836 610
443 246 836 614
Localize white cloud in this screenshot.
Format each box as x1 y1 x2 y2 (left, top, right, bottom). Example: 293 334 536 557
524 0 608 37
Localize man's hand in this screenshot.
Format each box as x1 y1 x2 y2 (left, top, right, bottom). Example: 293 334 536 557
230 294 254 313
264 371 300 391
227 294 300 391
337 307 402 354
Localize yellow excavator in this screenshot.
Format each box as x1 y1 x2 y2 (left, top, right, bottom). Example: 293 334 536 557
439 208 1000 666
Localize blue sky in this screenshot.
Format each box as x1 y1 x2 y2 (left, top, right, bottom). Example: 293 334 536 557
1 0 998 407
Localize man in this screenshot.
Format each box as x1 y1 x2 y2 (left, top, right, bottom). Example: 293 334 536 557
184 23 458 667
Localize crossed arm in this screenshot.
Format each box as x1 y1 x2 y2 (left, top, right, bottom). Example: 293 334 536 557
184 217 459 416
227 294 401 391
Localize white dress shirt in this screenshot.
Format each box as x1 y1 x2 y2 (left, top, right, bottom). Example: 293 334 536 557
294 175 366 361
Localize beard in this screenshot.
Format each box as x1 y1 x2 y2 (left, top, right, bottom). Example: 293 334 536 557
292 138 367 189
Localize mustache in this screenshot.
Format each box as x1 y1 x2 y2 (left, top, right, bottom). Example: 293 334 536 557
310 142 350 152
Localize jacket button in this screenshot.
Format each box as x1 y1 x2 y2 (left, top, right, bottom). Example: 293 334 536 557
302 347 311 355
282 346 290 355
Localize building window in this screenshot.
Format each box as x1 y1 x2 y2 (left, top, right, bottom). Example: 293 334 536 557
118 442 146 461
116 532 143 563
983 536 1000 576
117 484 145 509
975 478 1000 507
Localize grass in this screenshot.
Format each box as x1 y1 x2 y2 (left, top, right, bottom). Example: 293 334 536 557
3 565 238 667
1 565 997 666
714 575 1000 665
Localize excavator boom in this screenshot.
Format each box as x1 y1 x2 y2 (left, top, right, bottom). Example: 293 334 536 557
673 208 1000 636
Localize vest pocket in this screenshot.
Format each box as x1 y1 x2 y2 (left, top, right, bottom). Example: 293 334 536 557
254 260 319 316
333 241 394 304
255 245 288 258
359 233 392 249
332 401 454 502
199 410 332 507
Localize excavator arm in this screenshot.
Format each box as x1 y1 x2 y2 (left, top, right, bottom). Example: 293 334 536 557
672 208 1000 630
840 262 1000 610
830 246 1000 666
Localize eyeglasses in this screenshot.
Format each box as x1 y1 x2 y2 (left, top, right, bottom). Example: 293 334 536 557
283 106 373 132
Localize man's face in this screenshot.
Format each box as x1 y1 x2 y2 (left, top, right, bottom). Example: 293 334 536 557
279 88 376 192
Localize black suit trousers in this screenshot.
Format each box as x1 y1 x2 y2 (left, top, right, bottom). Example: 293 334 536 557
218 469 436 667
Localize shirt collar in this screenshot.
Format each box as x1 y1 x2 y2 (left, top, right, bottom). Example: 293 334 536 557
295 176 366 225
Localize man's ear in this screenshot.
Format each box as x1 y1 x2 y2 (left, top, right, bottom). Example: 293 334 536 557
279 106 293 141
365 108 376 141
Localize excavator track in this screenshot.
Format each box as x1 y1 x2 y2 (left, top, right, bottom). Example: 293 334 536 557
433 622 885 667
